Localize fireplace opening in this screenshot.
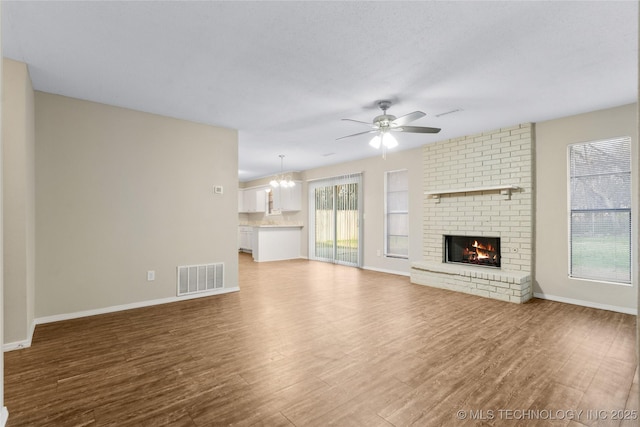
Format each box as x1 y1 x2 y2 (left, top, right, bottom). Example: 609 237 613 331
445 235 501 268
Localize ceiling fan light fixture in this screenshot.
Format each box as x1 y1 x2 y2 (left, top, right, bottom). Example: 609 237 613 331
340 100 439 158
369 134 382 149
369 132 397 150
382 132 398 148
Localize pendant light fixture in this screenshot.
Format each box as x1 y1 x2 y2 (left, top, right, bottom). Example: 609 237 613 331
269 154 295 188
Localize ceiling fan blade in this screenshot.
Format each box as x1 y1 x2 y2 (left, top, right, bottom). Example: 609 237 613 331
394 125 441 134
336 130 377 140
390 111 426 127
341 118 377 127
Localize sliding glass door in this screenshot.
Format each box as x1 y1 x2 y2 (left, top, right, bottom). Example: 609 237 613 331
309 173 363 267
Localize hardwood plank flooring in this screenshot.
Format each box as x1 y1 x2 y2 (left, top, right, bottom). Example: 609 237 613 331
5 253 638 426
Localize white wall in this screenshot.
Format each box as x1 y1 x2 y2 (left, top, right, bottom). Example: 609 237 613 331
35 92 239 318
2 59 35 346
535 103 638 313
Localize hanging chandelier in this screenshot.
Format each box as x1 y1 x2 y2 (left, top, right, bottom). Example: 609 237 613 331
269 154 295 188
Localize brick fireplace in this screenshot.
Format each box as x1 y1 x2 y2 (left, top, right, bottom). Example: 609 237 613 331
411 123 534 303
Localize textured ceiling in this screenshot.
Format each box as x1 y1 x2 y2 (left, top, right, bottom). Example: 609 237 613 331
3 1 637 181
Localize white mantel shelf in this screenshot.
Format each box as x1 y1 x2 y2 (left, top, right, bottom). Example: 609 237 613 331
425 184 520 203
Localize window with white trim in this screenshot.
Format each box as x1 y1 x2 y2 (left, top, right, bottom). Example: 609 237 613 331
568 137 631 284
385 169 409 258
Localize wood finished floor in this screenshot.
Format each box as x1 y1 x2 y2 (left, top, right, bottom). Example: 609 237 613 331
5 253 638 426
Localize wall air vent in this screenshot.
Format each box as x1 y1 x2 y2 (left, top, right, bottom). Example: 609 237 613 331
177 263 224 296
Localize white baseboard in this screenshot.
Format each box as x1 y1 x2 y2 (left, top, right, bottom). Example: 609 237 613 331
1 407 8 427
533 292 637 315
2 340 30 352
4 287 240 352
362 265 410 277
0 287 242 351
3 320 36 352
34 286 240 326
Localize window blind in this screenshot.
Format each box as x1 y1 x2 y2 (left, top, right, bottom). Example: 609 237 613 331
568 137 631 284
308 173 363 267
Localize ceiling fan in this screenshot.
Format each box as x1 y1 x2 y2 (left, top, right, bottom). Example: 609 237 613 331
337 100 441 157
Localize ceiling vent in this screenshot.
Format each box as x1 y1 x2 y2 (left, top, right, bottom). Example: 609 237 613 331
435 108 463 118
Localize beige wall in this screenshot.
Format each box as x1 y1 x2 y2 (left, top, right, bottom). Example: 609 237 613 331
301 147 423 275
1 11 6 417
35 92 239 317
535 103 638 312
2 58 35 344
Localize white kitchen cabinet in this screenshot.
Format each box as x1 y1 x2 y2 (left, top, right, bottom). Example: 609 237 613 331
252 225 302 262
238 226 253 252
254 188 266 212
271 182 302 212
240 187 267 213
241 189 254 212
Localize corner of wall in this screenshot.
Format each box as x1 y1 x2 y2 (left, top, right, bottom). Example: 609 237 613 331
0 3 6 418
2 319 35 352
2 58 36 347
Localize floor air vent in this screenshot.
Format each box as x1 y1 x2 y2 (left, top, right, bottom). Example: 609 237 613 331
177 263 224 296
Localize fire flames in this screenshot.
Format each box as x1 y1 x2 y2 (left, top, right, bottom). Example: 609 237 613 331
450 236 500 267
461 240 498 264
472 240 494 260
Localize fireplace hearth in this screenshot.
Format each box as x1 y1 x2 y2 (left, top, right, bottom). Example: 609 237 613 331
445 235 501 268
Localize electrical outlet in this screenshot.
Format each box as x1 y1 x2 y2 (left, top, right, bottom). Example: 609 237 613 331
376 249 381 257
147 270 155 281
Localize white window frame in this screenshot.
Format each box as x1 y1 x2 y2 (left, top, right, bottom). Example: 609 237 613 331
384 169 409 259
308 173 363 267
567 137 632 286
